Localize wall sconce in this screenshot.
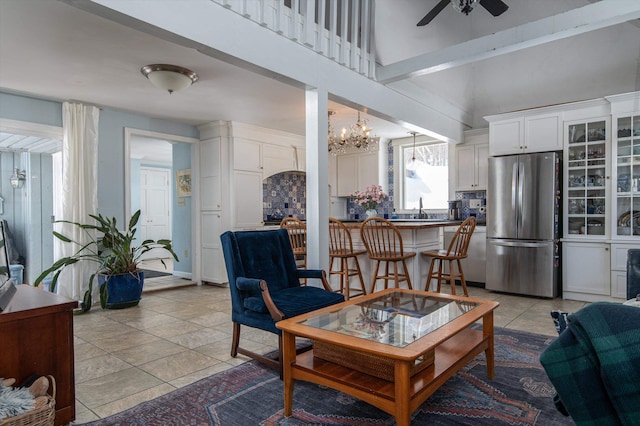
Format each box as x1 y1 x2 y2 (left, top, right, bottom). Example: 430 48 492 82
10 169 26 189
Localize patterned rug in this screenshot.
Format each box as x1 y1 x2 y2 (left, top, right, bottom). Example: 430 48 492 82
81 328 572 425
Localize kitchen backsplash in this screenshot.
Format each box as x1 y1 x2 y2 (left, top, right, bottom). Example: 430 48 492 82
455 191 487 223
263 171 306 221
261 150 486 223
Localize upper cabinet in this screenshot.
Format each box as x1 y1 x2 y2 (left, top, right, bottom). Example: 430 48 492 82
263 143 298 177
233 138 262 172
456 129 489 191
336 151 379 197
487 111 563 156
564 117 610 238
612 112 640 239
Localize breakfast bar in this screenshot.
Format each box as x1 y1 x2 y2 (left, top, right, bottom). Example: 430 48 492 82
338 220 463 292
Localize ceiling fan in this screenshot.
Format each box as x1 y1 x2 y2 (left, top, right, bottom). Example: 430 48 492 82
417 0 509 26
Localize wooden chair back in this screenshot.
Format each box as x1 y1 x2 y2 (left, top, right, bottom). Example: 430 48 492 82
445 217 477 258
360 217 406 259
280 217 306 255
329 217 355 255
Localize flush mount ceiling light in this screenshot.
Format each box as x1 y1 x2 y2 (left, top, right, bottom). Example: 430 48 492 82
140 64 199 94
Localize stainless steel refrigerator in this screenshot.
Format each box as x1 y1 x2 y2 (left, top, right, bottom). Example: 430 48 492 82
486 152 560 298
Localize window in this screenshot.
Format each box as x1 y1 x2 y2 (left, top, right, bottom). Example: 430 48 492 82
398 141 449 211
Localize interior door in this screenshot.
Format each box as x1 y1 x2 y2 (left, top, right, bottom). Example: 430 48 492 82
140 167 171 259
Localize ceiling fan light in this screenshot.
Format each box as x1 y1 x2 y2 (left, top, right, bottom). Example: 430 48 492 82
141 64 199 94
451 0 478 15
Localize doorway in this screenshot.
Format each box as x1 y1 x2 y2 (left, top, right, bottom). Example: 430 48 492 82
125 128 199 286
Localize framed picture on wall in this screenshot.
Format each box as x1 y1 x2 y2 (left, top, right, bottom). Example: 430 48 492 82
176 169 192 197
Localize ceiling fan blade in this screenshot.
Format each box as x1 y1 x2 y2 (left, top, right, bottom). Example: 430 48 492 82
417 0 450 26
479 0 509 17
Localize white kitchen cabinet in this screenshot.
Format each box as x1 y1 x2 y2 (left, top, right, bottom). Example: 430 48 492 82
489 118 523 156
233 170 263 228
564 117 609 238
525 113 563 153
456 143 488 191
563 242 611 299
610 243 637 298
233 138 262 172
336 152 379 196
200 137 222 210
262 143 294 178
200 211 227 283
487 112 562 156
611 113 640 239
443 226 486 283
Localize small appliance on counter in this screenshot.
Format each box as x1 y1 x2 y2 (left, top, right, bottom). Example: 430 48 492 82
448 200 461 220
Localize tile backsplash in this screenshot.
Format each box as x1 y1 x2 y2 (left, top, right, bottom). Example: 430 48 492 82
455 190 486 223
260 152 486 223
263 171 306 221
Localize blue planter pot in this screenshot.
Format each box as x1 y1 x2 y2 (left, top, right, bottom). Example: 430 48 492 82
98 271 144 309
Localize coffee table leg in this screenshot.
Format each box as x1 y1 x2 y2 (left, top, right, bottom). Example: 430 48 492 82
394 360 411 426
483 311 495 380
282 331 296 417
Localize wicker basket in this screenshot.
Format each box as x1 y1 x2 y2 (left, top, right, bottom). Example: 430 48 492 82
313 341 434 382
0 376 56 426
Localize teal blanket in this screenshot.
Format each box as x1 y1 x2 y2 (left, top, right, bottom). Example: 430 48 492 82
540 302 640 425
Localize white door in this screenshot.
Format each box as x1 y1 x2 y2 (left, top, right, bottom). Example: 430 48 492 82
140 167 171 259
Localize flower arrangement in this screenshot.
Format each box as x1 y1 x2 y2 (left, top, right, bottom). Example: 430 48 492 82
351 185 387 211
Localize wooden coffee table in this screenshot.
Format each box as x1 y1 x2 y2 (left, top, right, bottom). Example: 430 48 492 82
276 288 499 426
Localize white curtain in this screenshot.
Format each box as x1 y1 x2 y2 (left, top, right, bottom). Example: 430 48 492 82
55 102 99 301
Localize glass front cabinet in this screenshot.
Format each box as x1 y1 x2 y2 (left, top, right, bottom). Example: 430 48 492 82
565 118 609 237
613 114 640 238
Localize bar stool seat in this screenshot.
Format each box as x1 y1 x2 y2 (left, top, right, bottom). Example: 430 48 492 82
329 217 367 300
422 217 476 296
360 217 416 293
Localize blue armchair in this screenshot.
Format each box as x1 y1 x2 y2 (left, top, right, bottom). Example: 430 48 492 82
220 229 344 371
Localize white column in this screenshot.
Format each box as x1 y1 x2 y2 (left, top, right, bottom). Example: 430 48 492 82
305 88 329 273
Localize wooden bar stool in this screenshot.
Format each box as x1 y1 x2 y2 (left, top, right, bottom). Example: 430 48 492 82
360 217 416 293
422 217 476 296
280 217 307 272
329 217 367 300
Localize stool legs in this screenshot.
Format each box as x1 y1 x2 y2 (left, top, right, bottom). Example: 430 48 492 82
330 255 366 300
424 256 469 297
370 260 413 292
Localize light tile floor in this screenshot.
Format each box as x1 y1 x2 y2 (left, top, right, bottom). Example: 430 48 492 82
71 281 588 424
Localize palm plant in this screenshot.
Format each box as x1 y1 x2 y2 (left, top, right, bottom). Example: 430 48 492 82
34 210 178 311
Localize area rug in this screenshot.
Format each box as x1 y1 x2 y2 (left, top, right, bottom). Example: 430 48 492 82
81 327 572 426
139 269 172 279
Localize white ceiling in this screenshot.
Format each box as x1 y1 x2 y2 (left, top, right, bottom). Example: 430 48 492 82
0 0 639 147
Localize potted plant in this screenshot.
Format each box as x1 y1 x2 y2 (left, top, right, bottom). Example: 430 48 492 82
34 210 178 311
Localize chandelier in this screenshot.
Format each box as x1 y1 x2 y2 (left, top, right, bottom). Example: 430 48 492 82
451 0 478 15
328 111 347 155
328 110 378 155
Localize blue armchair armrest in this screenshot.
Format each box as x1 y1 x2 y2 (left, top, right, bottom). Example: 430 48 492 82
296 269 333 291
236 277 262 291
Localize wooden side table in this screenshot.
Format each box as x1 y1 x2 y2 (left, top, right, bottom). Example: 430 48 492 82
0 285 77 426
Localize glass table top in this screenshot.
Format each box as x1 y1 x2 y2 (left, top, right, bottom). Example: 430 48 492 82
301 292 479 348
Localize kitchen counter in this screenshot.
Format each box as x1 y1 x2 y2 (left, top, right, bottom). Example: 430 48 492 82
342 220 463 229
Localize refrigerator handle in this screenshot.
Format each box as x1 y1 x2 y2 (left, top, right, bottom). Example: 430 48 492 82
511 161 518 217
517 160 525 233
488 240 550 248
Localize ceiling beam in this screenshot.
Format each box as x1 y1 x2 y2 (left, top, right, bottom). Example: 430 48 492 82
377 0 640 84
